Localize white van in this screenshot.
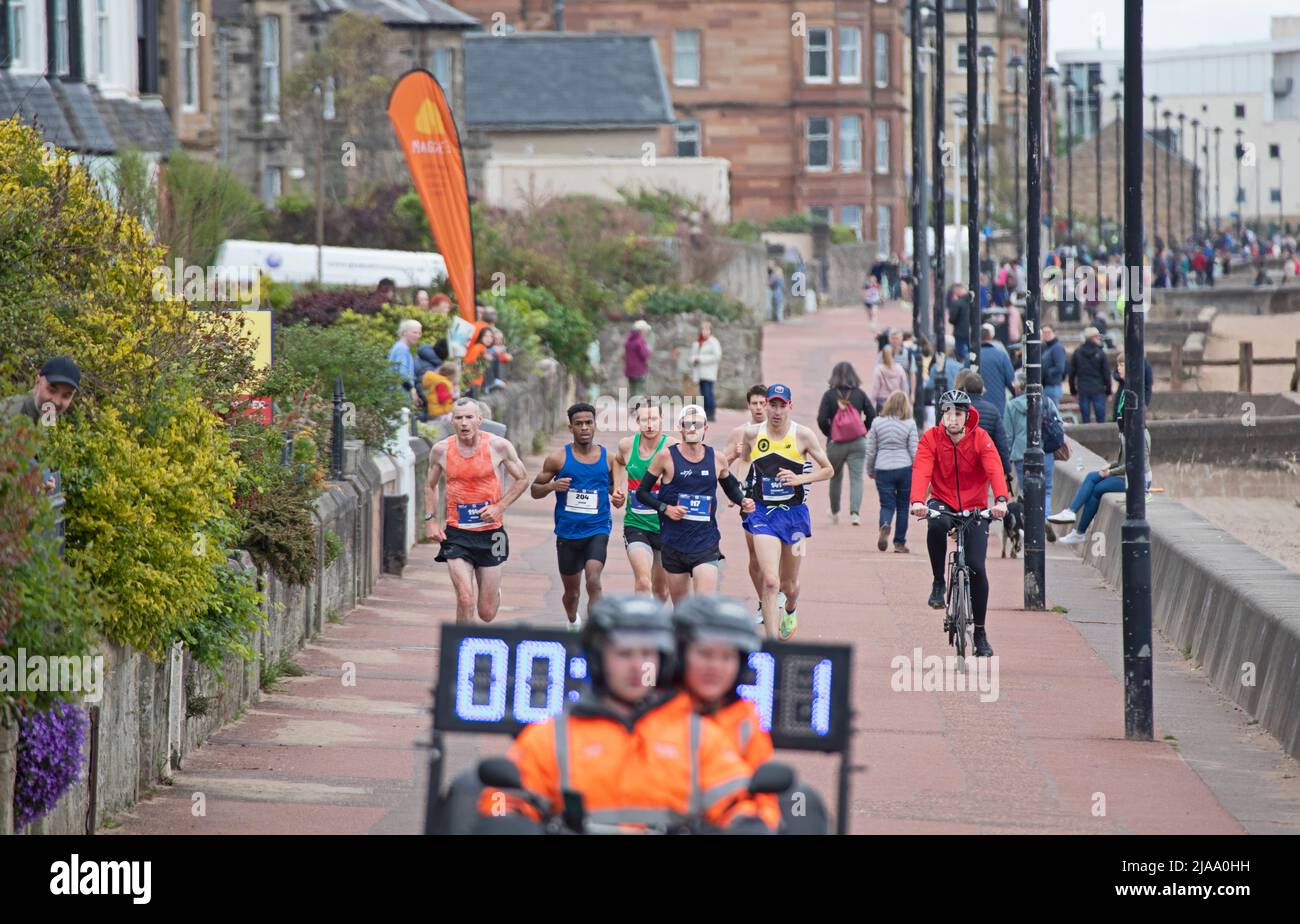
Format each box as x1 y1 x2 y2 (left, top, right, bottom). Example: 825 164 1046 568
214 240 447 289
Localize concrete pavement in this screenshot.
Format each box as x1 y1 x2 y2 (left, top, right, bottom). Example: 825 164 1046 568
109 303 1300 835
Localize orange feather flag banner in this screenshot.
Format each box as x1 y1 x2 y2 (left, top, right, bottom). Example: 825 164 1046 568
387 69 476 323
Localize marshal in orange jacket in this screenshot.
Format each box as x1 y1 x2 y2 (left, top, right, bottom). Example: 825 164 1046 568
704 698 780 822
480 691 777 832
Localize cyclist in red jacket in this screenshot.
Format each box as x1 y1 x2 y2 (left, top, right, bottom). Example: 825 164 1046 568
909 389 1008 656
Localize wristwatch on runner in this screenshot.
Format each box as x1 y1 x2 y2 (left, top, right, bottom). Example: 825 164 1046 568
424 513 435 521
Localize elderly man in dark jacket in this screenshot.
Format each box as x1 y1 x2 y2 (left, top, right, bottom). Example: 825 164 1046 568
1068 326 1111 423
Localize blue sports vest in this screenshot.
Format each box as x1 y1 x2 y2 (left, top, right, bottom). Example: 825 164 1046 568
553 444 612 540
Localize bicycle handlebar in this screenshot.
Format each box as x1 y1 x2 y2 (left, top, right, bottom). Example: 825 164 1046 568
927 508 992 521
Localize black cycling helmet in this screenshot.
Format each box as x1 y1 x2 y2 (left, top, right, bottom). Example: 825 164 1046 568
582 594 676 691
672 595 761 691
938 389 973 413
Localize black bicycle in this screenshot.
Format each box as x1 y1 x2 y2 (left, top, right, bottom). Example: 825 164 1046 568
928 507 991 659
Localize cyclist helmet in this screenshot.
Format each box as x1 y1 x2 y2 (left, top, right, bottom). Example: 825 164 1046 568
672 595 761 691
937 389 973 413
582 594 676 690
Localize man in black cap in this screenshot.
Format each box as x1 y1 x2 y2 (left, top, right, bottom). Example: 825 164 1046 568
2 356 81 426
3 357 81 493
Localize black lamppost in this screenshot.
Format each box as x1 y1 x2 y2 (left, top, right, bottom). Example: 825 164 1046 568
1092 74 1104 250
1023 0 1045 609
1010 54 1024 259
1214 125 1222 233
1150 93 1160 247
1113 90 1124 245
1190 117 1200 241
1121 0 1154 743
1064 72 1076 247
1177 112 1186 244
1274 144 1284 232
908 0 934 433
979 43 997 270
1045 65 1058 250
1163 109 1173 248
930 2 947 394
1234 127 1244 237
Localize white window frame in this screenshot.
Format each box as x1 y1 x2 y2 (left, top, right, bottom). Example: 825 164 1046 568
180 0 199 112
876 205 892 251
805 27 831 84
260 15 281 122
95 0 109 80
7 0 26 67
838 26 861 84
873 32 888 88
839 115 862 172
840 204 864 241
673 29 700 87
675 120 701 157
806 116 832 172
52 0 70 76
875 117 890 174
261 166 283 205
430 46 453 92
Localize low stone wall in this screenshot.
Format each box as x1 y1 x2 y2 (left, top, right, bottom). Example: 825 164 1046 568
1149 284 1300 318
3 436 426 836
1054 439 1300 763
1066 414 1300 466
482 357 575 455
827 243 874 308
595 316 763 415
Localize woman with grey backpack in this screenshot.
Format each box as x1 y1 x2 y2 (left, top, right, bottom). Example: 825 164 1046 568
816 362 875 525
865 390 919 552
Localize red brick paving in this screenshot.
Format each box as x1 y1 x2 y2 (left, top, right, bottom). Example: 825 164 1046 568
111 303 1244 835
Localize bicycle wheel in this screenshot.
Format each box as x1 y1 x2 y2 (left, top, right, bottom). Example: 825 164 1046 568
952 570 970 659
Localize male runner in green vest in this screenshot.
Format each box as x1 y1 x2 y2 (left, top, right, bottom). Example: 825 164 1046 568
612 401 677 601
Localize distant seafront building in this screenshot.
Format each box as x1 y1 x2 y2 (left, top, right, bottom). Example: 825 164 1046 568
0 0 176 177
1058 15 1300 231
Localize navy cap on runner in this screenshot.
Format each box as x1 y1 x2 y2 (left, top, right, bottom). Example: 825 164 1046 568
766 383 792 403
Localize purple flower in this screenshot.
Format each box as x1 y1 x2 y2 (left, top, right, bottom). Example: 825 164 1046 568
13 701 87 830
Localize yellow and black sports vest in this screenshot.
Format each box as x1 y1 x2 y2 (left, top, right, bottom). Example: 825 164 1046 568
746 422 806 507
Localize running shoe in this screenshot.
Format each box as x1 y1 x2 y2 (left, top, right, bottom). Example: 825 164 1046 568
1046 509 1077 525
778 607 798 641
755 591 787 625
567 615 583 632
1058 529 1086 545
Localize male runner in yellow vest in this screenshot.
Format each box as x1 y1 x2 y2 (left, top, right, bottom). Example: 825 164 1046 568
725 385 833 640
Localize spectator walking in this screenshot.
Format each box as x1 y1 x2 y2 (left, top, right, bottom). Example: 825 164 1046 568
863 275 883 330
948 285 972 361
1050 394 1152 543
1041 324 1068 407
870 346 910 413
976 324 1016 419
1003 369 1057 512
625 320 652 396
865 390 918 553
388 319 422 407
1068 326 1111 423
816 362 874 526
767 260 786 323
690 320 723 421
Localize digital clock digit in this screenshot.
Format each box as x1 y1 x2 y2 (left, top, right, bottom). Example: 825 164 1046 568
738 651 775 731
454 637 510 723
513 640 566 723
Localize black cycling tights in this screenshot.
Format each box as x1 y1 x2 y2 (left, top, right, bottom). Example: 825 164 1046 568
926 511 991 628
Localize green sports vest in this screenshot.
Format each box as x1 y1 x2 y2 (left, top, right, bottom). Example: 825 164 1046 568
624 432 668 532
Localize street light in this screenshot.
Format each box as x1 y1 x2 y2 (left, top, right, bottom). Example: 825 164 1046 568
908 0 935 434
1113 90 1124 245
1023 1 1046 609
965 1 981 367
1064 72 1076 248
979 43 997 272
1092 74 1104 250
929 1 948 395
1170 109 1180 249
1235 127 1244 237
1010 54 1024 259
313 76 336 284
1214 125 1223 233
1177 112 1186 244
1149 93 1160 248
1271 143 1283 233
1190 117 1200 242
1045 65 1058 251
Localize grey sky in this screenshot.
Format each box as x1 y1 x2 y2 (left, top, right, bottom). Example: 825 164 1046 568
1048 0 1299 62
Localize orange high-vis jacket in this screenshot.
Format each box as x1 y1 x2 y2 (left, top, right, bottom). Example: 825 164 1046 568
706 698 779 823
480 691 776 832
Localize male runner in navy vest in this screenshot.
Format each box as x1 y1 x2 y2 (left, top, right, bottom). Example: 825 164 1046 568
531 403 625 629
636 405 750 603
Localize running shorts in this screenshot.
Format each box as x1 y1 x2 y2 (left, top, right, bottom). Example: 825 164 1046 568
436 525 509 568
622 524 662 553
742 502 812 545
556 533 610 575
661 544 724 575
